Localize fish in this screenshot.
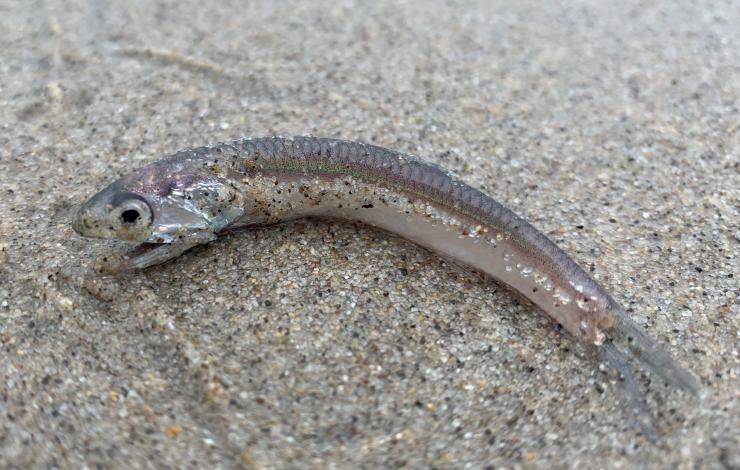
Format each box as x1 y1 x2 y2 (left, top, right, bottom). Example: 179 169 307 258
73 136 700 435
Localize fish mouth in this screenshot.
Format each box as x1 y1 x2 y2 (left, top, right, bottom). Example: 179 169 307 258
98 242 172 273
126 242 166 259
97 231 217 271
121 241 179 270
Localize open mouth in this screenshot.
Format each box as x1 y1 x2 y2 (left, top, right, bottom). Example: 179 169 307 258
126 242 166 259
99 241 174 272
123 241 178 270
101 232 217 271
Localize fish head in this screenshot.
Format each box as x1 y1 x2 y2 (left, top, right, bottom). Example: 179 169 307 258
73 160 245 268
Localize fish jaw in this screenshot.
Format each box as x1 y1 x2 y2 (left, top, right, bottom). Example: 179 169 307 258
125 232 218 270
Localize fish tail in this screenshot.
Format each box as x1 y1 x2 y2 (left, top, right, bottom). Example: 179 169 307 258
599 341 657 439
609 307 700 396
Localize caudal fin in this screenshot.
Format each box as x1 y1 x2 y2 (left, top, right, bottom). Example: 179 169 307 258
610 308 700 396
599 341 658 439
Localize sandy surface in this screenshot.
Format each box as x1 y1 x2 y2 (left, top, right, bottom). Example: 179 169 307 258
1 0 738 468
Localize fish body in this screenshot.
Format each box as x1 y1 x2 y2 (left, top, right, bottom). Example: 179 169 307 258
73 136 700 432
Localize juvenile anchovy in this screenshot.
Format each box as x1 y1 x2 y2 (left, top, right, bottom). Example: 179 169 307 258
73 137 699 429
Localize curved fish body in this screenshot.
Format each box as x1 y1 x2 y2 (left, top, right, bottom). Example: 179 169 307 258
73 137 699 429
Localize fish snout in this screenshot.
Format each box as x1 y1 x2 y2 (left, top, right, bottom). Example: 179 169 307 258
72 204 100 237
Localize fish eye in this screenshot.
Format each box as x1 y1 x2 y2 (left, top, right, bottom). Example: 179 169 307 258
121 208 141 224
111 193 153 226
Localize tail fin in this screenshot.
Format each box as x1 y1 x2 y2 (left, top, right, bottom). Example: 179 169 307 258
599 341 658 439
610 307 700 396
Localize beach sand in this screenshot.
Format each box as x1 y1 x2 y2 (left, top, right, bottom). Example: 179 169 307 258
1 1 737 467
